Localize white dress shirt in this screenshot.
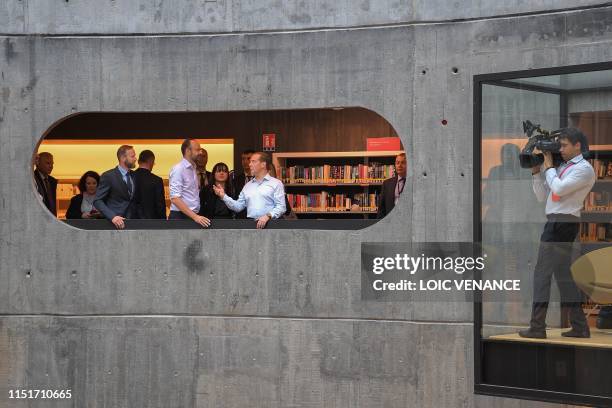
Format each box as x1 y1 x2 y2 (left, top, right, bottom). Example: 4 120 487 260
222 173 286 219
532 154 596 217
169 158 200 213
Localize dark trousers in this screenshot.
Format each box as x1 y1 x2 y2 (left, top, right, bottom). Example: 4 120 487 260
529 215 588 332
168 210 189 220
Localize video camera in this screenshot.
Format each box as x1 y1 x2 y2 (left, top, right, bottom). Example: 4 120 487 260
518 120 563 168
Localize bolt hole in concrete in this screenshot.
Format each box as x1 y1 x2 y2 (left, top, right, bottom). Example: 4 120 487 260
451 67 459 74
441 119 448 126
423 172 427 177
421 69 427 75
25 270 31 277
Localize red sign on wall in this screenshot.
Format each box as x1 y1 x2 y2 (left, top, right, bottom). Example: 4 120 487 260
263 133 276 151
366 137 401 151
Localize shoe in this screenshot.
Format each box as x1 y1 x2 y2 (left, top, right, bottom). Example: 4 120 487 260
561 329 590 338
518 328 546 339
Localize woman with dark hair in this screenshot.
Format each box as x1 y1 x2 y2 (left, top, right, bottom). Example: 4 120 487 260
199 162 236 219
66 170 102 219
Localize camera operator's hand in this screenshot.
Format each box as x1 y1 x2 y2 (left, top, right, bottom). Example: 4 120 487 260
543 151 554 170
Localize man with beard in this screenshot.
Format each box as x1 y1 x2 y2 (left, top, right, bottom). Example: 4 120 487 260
168 138 211 228
94 145 138 229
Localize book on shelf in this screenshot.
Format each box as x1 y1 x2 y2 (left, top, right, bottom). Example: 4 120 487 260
584 191 612 212
589 158 612 179
288 191 378 212
579 222 612 242
279 162 395 184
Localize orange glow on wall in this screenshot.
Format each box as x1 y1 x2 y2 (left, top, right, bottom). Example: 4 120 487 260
38 139 234 181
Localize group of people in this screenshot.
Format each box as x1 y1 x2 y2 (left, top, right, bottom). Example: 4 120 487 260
33 140 290 229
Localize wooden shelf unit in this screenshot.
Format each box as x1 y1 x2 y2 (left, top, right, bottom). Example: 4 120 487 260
580 150 612 242
273 150 403 219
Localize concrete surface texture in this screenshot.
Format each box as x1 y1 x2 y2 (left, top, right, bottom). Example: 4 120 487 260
1 1 610 407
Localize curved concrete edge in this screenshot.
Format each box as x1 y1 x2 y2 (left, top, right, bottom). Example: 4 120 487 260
1 0 611 36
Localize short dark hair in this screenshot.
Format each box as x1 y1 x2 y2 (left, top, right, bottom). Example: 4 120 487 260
558 128 589 152
253 151 271 166
181 138 195 155
78 170 100 193
242 149 255 156
138 149 155 164
117 145 134 160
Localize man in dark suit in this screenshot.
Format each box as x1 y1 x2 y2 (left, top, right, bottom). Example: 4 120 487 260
94 145 138 229
33 152 58 216
133 150 166 219
195 147 212 189
231 149 255 219
377 153 407 218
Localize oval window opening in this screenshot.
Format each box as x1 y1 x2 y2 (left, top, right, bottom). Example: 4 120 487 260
33 108 405 230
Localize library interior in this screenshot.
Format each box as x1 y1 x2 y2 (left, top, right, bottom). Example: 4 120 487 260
33 107 404 222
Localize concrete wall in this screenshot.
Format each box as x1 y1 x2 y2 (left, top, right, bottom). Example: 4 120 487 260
2 1 612 407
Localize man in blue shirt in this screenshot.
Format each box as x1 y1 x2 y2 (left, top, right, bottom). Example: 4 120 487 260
213 151 285 229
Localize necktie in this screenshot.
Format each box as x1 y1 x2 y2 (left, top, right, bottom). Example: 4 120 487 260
43 176 54 207
395 177 405 204
126 172 133 197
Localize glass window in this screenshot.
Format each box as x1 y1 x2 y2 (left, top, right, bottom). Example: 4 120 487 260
475 64 612 406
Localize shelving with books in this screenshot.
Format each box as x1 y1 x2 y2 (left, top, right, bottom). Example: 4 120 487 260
580 150 612 242
273 150 402 218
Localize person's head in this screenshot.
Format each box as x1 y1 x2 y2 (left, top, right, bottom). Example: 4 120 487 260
241 149 255 174
195 148 208 171
395 153 407 178
138 150 156 171
249 151 270 178
181 138 202 162
212 162 230 184
117 145 137 169
36 152 54 176
501 143 520 164
558 128 588 161
78 170 100 195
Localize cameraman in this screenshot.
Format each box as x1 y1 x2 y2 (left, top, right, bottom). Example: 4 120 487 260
519 128 596 339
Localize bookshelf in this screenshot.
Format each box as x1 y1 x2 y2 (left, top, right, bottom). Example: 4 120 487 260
580 151 612 242
273 150 403 219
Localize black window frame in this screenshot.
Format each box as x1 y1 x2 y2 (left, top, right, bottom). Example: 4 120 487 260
473 61 612 407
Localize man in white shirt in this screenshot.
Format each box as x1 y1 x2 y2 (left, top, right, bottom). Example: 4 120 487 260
213 151 285 229
168 138 211 228
519 128 596 339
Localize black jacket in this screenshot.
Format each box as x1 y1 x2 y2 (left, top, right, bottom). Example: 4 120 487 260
93 167 136 220
66 194 84 219
199 186 234 219
132 168 166 219
377 176 404 218
34 169 58 215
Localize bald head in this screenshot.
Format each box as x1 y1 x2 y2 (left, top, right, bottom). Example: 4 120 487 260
36 152 54 176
